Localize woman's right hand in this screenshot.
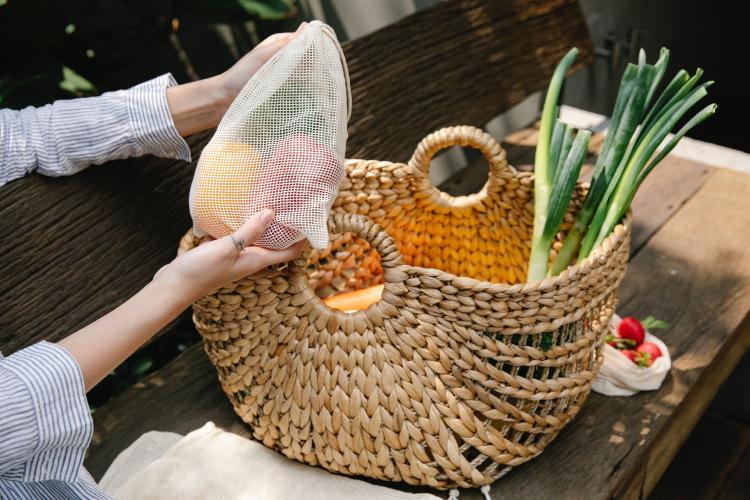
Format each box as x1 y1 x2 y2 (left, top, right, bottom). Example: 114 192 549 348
156 209 304 302
219 22 308 111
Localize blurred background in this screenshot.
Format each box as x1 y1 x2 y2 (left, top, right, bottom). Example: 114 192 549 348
1 0 745 152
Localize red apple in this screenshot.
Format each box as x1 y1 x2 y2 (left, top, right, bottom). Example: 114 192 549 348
251 134 343 248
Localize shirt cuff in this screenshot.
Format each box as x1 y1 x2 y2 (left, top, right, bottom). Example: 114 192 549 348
0 342 92 482
127 73 192 162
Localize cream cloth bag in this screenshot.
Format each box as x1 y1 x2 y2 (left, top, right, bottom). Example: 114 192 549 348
99 423 441 500
189 21 350 250
592 314 671 396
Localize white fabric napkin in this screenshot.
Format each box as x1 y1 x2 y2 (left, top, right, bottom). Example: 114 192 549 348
99 422 442 500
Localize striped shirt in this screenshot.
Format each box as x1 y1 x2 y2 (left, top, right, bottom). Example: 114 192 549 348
1 74 190 499
0 73 191 187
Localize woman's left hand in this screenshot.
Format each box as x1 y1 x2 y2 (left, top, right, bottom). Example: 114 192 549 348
156 209 304 302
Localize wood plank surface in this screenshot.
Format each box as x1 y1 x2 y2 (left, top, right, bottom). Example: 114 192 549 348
0 0 593 355
85 153 717 494
485 168 750 500
649 413 750 499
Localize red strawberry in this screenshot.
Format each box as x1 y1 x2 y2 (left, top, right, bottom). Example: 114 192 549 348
605 334 636 349
620 350 638 363
636 342 662 360
621 349 654 368
618 316 645 346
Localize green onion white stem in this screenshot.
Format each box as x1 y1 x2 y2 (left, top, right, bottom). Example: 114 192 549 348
528 48 594 281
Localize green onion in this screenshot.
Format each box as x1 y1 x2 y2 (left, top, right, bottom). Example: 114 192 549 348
549 62 644 275
542 47 716 274
582 80 715 255
527 48 593 281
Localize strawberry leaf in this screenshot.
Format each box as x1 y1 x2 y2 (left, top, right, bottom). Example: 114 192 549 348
642 315 670 330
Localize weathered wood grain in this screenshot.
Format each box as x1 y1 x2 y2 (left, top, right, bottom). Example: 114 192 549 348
85 155 717 493
484 168 750 500
0 0 592 356
650 413 750 500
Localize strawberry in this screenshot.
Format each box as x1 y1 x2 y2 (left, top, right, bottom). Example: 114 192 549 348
620 349 654 367
605 334 636 349
620 350 637 363
641 315 670 331
636 342 662 360
618 316 645 346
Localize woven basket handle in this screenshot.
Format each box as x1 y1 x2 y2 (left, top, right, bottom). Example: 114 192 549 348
290 213 406 318
408 125 512 189
326 213 405 270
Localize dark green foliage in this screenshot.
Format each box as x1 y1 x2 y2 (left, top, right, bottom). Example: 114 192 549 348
0 0 297 108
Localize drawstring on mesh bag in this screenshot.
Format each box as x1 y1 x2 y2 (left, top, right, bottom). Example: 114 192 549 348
189 21 350 250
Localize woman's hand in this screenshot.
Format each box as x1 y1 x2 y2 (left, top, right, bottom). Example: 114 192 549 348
219 22 307 107
166 23 306 137
59 209 303 391
156 209 304 302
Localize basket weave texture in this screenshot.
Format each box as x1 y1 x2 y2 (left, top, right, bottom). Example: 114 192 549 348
178 126 631 488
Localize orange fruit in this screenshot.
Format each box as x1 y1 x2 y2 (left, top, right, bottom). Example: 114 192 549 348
192 142 264 238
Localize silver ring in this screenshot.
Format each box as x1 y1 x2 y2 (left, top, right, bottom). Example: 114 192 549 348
230 234 245 252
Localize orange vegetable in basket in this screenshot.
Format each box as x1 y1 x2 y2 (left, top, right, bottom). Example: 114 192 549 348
192 142 264 238
323 284 384 312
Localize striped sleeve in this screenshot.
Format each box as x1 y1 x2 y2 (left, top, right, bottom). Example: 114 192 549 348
0 73 191 187
0 341 92 483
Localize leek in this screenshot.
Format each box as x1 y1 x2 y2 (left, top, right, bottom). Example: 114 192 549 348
527 48 593 281
542 47 716 274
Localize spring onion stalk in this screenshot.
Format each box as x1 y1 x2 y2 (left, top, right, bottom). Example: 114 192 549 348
527 48 580 281
527 48 578 281
549 62 645 275
603 104 718 228
528 123 590 281
587 90 716 251
543 129 591 276
563 59 658 263
544 47 716 273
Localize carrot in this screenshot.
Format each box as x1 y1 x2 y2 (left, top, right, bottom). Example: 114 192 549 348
323 284 384 312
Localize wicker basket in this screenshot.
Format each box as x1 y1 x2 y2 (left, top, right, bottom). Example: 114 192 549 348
178 126 631 488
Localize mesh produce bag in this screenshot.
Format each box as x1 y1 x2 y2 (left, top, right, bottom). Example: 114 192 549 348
189 21 351 249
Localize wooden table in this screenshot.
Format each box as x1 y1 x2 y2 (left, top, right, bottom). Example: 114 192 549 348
84 124 750 499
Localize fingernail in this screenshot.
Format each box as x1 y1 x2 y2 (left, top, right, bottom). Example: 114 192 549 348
261 209 275 224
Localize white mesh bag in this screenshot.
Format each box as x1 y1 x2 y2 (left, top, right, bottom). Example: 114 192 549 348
189 21 351 249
